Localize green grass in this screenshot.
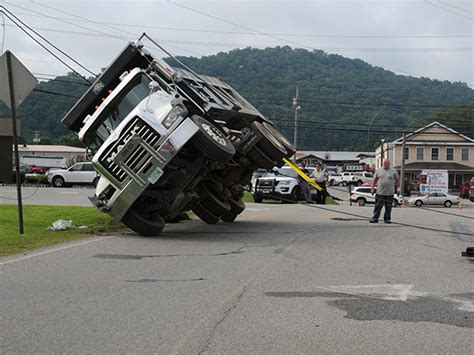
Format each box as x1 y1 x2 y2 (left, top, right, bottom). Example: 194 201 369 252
0 205 124 256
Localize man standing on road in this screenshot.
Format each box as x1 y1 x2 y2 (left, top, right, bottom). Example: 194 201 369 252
370 159 400 224
311 163 328 204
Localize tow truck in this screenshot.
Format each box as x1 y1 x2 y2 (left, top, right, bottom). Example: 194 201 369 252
61 35 295 236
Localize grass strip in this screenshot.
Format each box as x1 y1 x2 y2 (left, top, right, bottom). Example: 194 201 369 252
0 205 123 256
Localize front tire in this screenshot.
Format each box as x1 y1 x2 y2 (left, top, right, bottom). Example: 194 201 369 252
122 204 165 236
444 200 452 208
253 194 263 203
191 115 235 163
415 200 423 207
356 198 366 206
52 176 65 188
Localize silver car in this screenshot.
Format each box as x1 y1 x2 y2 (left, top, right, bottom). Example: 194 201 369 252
408 192 460 207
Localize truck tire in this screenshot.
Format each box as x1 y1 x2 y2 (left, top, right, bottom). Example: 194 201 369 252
261 122 296 156
201 189 232 216
251 121 288 163
221 211 238 223
248 146 276 170
229 198 245 214
192 203 220 224
122 206 165 236
191 115 235 163
253 194 263 203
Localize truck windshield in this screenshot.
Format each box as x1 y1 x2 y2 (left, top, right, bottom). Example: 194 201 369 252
86 73 152 150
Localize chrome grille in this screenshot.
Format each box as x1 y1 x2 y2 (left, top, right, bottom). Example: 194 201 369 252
99 117 160 183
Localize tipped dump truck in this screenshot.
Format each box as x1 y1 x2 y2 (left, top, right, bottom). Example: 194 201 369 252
61 38 295 236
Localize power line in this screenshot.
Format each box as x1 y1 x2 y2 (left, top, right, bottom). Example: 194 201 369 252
32 88 81 99
0 6 93 84
0 6 96 77
424 0 474 21
9 8 474 39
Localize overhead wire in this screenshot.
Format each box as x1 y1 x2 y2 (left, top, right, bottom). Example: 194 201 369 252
0 5 96 77
7 8 474 39
0 6 93 84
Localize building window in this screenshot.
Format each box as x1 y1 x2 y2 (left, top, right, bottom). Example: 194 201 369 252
446 148 454 161
431 148 439 161
416 147 424 160
404 147 409 160
461 148 469 161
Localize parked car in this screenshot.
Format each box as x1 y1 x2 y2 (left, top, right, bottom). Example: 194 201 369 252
342 171 373 186
350 186 403 207
328 173 343 186
47 162 98 187
470 185 474 202
253 166 317 202
460 182 470 199
29 165 49 174
12 162 31 183
408 192 460 207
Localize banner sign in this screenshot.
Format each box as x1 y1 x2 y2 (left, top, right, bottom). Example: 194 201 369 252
420 169 448 194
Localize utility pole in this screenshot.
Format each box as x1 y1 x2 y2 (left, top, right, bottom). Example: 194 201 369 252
400 132 406 196
293 84 299 162
380 138 385 168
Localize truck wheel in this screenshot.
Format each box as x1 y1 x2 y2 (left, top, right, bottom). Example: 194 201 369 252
253 194 263 203
122 206 165 237
229 198 245 214
252 121 288 163
221 211 238 223
192 203 220 224
261 122 296 156
52 176 65 187
191 115 235 163
248 146 276 170
201 189 232 216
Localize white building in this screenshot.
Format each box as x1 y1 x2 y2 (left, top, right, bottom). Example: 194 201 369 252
15 145 87 168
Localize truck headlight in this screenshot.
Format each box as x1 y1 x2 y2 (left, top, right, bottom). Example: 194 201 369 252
162 105 187 129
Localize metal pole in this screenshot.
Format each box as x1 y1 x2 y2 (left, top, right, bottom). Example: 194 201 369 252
380 139 385 167
6 51 24 234
400 132 406 196
293 84 299 162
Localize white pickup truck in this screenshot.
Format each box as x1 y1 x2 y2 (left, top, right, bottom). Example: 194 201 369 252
341 171 373 186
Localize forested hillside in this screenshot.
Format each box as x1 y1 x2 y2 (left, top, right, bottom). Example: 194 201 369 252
2 46 474 150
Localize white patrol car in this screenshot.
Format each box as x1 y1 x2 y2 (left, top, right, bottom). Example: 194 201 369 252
252 166 318 203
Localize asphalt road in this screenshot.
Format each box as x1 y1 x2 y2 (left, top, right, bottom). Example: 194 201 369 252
1 198 473 353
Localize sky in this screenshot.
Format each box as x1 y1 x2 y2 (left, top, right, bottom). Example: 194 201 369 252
0 0 473 86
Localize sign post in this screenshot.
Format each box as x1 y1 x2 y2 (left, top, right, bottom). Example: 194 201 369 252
0 50 38 234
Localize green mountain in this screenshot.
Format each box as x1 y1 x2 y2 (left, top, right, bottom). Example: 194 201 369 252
2 46 473 150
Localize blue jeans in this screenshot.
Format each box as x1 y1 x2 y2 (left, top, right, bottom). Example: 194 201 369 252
372 194 393 221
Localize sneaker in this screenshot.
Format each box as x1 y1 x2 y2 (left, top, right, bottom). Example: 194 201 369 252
384 220 392 224
369 218 378 223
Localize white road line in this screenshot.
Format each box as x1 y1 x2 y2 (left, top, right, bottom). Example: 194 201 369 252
0 235 115 266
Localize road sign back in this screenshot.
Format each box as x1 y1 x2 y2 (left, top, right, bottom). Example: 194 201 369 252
0 50 38 109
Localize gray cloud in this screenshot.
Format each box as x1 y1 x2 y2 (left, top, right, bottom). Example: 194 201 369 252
1 0 473 85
